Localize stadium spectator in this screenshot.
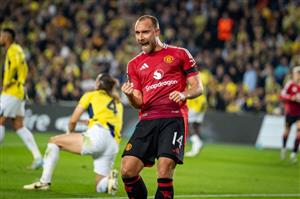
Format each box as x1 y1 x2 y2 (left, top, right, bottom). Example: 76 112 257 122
0 28 43 170
217 12 234 42
23 73 123 194
121 15 203 199
279 66 300 163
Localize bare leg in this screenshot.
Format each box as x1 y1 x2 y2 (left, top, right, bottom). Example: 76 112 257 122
186 122 203 157
121 156 147 199
290 121 300 163
40 133 83 183
281 122 291 160
155 157 176 199
49 133 83 153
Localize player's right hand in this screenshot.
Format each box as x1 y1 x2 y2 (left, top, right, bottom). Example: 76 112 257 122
121 81 134 96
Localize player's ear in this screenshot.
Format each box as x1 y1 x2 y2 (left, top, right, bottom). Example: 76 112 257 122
155 28 160 37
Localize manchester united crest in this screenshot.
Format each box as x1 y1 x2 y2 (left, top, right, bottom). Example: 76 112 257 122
163 55 174 64
125 143 132 151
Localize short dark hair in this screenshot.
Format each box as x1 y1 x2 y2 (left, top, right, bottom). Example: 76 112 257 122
136 15 160 29
2 28 16 41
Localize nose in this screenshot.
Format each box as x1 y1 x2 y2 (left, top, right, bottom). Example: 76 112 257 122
137 32 144 42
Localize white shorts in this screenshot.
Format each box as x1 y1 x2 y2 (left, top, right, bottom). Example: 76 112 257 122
81 124 119 176
188 110 205 123
0 94 25 118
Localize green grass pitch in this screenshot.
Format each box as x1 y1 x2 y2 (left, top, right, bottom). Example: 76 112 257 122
0 132 299 199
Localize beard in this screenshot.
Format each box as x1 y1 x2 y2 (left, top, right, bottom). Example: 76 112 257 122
141 41 156 54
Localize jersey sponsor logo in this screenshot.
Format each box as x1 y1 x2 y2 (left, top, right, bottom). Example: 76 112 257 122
163 55 174 64
145 80 178 92
125 143 132 151
153 69 164 80
140 63 149 71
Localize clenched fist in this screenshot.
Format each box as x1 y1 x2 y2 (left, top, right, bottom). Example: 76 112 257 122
169 91 186 103
121 81 134 96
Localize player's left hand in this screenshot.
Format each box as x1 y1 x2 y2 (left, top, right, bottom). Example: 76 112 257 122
169 91 186 103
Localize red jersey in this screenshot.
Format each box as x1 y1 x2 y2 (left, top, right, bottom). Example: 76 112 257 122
280 80 300 116
127 44 198 120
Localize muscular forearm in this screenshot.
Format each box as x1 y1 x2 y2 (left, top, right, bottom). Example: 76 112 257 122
182 85 203 100
127 94 143 109
122 81 143 109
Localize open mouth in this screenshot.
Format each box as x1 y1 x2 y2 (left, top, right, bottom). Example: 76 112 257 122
141 42 150 47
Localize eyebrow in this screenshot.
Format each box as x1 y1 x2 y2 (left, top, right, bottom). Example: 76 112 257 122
135 29 151 33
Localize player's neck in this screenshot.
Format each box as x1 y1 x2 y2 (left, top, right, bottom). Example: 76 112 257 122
153 39 164 52
5 41 13 50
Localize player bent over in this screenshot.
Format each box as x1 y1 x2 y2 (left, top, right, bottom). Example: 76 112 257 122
24 74 123 194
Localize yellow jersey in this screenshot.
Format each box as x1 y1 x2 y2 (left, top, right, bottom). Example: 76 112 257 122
187 94 207 113
187 73 207 113
79 90 123 143
2 43 28 99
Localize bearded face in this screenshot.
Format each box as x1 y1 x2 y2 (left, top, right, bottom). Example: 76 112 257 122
134 19 159 54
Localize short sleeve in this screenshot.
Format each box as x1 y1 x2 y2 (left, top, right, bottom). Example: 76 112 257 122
127 61 142 91
78 92 91 109
181 48 198 77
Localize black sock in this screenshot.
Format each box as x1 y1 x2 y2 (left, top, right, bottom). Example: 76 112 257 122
155 178 174 199
293 137 300 153
122 176 147 199
283 135 288 148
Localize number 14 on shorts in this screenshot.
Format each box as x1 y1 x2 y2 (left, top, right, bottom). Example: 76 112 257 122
172 132 183 149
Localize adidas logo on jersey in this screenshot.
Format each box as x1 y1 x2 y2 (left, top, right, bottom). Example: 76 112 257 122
140 63 149 71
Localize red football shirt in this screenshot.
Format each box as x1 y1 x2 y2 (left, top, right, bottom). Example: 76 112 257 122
127 44 198 120
280 80 300 116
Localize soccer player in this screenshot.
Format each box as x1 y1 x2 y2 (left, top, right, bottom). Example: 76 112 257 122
121 15 203 199
280 66 300 163
185 91 207 157
0 28 43 169
23 74 123 194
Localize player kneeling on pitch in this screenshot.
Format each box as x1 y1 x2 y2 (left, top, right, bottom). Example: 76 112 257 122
23 74 123 195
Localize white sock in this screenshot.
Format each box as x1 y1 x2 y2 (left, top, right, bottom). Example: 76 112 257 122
190 134 203 152
0 125 5 143
40 143 60 183
96 176 108 193
16 127 42 159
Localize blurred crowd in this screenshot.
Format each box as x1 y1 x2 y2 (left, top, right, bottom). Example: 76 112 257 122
1 0 300 114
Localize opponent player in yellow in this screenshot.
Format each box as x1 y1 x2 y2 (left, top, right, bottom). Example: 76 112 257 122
185 90 207 157
0 28 43 169
185 69 210 157
24 73 123 195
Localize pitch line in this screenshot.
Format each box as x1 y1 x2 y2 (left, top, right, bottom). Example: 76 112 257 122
62 193 300 199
